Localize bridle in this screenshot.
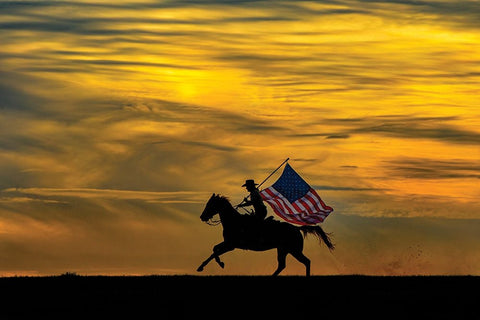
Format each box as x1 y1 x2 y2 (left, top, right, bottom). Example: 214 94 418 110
203 198 222 226
205 217 221 226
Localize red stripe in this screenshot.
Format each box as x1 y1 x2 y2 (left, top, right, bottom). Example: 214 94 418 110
279 198 309 225
304 193 323 213
265 199 280 212
263 188 306 225
264 189 293 218
310 189 333 211
291 201 304 214
260 190 270 201
267 200 299 224
274 197 305 224
296 196 330 224
302 191 332 214
298 198 314 214
276 210 301 225
298 213 316 224
262 187 275 199
272 198 290 216
264 188 295 215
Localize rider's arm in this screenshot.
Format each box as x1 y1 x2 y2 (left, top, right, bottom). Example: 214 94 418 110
237 197 252 207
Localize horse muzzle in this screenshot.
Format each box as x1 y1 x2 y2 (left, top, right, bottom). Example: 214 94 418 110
200 212 209 222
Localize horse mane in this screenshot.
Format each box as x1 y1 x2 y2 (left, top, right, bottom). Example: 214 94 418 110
215 194 230 201
215 194 234 207
214 194 241 214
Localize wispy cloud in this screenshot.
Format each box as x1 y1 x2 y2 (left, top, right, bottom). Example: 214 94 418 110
348 116 480 145
356 0 480 29
313 184 389 191
2 187 209 203
384 157 480 179
291 115 480 145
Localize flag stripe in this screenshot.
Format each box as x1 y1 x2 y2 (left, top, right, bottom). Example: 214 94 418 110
299 213 318 224
269 188 306 225
310 189 333 211
298 197 314 214
265 188 296 215
309 190 331 213
262 189 297 224
269 188 298 214
262 186 328 225
266 199 301 225
305 192 322 213
293 200 308 213
263 188 289 214
291 201 305 214
261 188 305 225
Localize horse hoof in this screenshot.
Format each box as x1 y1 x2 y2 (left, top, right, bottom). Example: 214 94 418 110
197 266 203 272
219 262 225 269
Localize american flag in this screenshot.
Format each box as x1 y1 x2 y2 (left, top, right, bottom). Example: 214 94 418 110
260 163 333 225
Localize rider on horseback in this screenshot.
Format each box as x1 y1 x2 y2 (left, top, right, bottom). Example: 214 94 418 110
237 179 267 221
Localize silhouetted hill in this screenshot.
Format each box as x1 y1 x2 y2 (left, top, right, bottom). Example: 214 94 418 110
0 275 476 318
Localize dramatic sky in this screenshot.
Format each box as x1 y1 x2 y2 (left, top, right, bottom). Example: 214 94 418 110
1 0 479 276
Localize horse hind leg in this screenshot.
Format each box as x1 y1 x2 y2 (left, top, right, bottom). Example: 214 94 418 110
291 250 311 276
272 248 287 276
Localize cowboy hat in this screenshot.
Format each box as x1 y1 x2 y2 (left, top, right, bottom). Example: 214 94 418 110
242 179 258 187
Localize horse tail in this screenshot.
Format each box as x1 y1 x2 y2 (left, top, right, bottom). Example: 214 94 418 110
300 225 335 251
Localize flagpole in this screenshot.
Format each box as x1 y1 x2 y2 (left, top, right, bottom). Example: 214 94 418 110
257 157 289 189
235 158 289 209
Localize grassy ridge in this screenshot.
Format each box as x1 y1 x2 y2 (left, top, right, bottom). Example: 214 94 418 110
1 275 477 318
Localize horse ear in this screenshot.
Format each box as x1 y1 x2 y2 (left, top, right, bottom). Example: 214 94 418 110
212 193 216 198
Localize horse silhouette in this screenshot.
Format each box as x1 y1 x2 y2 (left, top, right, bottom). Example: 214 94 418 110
197 193 334 276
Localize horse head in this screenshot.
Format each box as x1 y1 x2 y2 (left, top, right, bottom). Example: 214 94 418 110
200 193 219 222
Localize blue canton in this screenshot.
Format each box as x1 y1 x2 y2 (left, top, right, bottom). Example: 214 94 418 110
271 163 310 203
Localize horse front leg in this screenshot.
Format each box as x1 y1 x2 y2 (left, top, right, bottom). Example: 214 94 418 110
197 252 223 272
197 242 234 272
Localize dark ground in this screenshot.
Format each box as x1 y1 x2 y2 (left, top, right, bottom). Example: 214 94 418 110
0 275 477 319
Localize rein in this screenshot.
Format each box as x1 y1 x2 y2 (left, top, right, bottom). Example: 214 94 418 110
202 195 237 226
205 217 221 226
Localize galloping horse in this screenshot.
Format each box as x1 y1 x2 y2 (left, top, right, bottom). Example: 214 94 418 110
197 193 334 276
